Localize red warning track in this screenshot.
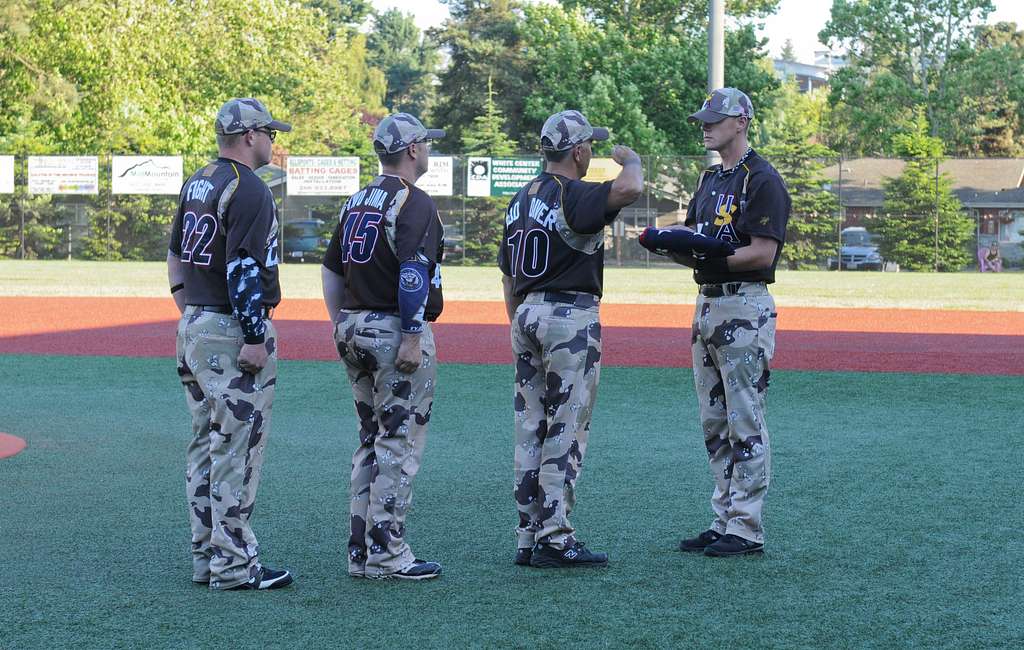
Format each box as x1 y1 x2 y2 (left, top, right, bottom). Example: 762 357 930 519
0 297 1021 375
0 432 27 459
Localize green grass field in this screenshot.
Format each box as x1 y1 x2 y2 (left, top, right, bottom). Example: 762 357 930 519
1 355 1021 648
1 260 1021 309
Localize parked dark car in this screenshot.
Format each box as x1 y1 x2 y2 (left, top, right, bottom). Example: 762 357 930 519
282 219 329 263
827 227 883 270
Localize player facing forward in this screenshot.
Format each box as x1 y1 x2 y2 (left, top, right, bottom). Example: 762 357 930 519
640 88 790 557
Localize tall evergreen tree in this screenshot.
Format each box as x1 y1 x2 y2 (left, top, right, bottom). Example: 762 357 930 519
876 110 975 271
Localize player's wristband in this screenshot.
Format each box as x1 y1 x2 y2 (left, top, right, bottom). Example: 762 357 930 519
170 283 184 295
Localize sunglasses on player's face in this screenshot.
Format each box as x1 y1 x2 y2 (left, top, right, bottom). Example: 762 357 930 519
251 128 276 142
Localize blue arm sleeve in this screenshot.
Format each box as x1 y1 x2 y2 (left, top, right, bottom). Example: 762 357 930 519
638 227 735 257
398 258 430 334
226 254 266 344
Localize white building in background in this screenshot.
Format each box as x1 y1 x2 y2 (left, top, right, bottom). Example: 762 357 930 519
773 50 847 93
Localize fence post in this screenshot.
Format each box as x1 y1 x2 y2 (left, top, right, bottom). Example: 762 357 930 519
934 158 940 271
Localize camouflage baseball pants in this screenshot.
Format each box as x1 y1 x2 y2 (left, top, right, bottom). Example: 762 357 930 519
176 307 278 590
511 292 602 551
691 282 776 544
333 310 436 578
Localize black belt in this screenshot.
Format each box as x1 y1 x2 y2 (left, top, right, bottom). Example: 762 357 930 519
700 283 743 297
189 304 274 319
542 291 599 308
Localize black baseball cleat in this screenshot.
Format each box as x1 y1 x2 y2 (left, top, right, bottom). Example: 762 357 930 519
703 534 764 557
227 566 294 590
392 559 442 580
678 529 722 553
514 547 533 566
528 541 608 568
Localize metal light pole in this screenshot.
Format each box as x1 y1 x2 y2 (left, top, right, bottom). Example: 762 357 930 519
707 0 725 167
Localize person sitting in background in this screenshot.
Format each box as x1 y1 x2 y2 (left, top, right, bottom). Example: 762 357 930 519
979 241 1002 272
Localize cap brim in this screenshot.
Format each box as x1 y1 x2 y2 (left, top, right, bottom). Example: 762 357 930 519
424 128 445 140
267 120 292 133
687 109 729 125
591 127 610 141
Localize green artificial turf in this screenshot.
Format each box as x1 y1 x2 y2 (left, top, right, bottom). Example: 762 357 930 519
1 260 1022 310
0 355 1021 648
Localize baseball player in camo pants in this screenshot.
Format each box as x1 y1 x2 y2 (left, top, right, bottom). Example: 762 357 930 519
641 88 791 557
500 110 643 569
322 113 446 580
168 98 293 590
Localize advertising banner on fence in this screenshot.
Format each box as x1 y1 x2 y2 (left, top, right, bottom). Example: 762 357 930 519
27 156 99 194
376 156 454 196
0 156 13 194
111 156 183 194
287 156 360 196
466 157 542 197
582 158 623 184
419 156 454 196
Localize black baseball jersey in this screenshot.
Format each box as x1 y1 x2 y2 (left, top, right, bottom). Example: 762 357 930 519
169 158 281 306
684 149 790 285
498 172 620 297
323 175 444 320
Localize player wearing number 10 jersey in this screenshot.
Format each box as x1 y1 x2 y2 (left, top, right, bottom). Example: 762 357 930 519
499 110 643 569
321 113 446 580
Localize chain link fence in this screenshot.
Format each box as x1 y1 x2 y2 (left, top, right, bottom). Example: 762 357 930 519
1 154 1021 270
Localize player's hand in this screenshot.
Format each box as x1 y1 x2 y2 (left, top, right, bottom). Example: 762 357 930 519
611 144 641 166
396 333 422 374
239 343 269 374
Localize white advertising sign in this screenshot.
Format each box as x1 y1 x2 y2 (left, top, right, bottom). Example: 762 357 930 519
287 156 360 196
376 156 454 196
466 157 491 197
0 156 13 194
111 156 183 194
27 156 99 195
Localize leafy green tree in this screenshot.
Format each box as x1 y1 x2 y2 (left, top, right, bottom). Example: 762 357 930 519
302 0 373 39
819 0 996 155
367 9 439 116
935 22 1024 156
761 83 840 269
520 3 778 156
876 111 975 271
0 0 385 259
432 0 532 149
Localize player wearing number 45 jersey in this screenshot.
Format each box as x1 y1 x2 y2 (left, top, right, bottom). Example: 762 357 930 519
500 110 643 569
322 113 445 580
167 98 293 591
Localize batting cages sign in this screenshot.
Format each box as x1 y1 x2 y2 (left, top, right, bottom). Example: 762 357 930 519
466 157 542 197
286 156 360 196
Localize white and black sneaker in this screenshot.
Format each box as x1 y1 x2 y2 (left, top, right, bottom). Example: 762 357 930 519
391 559 442 580
228 566 294 590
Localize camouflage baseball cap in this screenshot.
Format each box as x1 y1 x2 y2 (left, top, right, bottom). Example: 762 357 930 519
540 110 609 151
215 98 292 135
373 113 445 155
688 88 754 124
